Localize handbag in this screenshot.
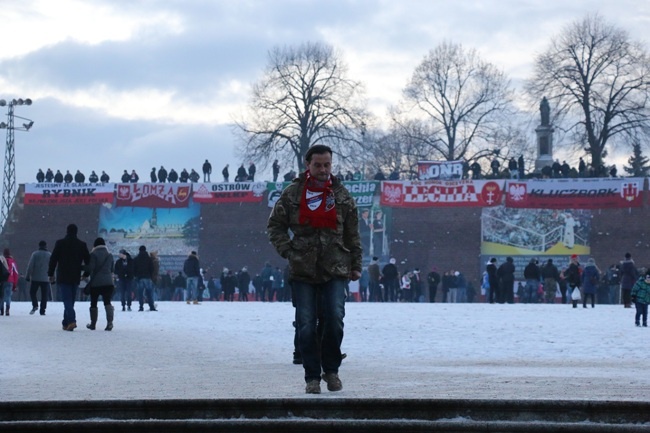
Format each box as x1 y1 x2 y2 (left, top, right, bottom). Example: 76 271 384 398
84 254 111 295
570 286 581 301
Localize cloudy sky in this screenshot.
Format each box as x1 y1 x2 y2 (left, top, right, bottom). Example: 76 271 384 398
1 0 649 184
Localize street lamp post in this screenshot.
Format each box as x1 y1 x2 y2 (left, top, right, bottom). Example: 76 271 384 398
0 98 33 232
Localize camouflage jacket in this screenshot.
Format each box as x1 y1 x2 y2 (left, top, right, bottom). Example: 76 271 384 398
267 173 362 284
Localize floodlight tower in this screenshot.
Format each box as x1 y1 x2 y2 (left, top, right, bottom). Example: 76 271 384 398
0 98 33 231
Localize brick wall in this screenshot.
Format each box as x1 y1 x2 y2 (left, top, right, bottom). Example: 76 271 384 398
3 185 649 289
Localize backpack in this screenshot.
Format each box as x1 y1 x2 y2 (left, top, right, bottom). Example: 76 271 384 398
0 261 9 283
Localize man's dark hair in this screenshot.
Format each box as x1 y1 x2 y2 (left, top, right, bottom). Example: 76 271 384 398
305 145 333 163
66 224 78 235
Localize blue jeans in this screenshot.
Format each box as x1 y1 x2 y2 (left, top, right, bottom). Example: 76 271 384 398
635 302 648 326
137 278 155 309
118 278 133 307
524 279 538 303
58 283 78 326
186 276 199 301
3 282 13 305
293 278 346 383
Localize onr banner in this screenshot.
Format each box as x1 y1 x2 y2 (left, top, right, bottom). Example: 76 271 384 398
24 183 115 205
505 178 644 209
115 183 191 208
418 160 464 180
380 180 504 207
192 182 266 203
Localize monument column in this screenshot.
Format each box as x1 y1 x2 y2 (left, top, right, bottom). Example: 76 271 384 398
535 96 554 173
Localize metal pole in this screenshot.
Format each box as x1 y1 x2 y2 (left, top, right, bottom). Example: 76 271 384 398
1 103 15 230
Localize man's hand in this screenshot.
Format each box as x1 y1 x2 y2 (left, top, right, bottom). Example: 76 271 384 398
349 270 361 281
49 275 55 284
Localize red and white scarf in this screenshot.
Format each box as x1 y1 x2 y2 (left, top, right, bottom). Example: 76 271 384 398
299 170 337 229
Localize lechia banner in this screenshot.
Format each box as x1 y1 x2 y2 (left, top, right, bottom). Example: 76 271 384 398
115 183 191 208
267 180 379 208
505 178 645 209
380 180 504 207
24 183 115 205
193 182 267 203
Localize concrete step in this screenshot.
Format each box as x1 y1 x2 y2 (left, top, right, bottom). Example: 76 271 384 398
1 399 649 433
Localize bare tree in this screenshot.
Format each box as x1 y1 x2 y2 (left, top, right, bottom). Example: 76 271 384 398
526 14 650 171
396 41 514 161
235 42 367 172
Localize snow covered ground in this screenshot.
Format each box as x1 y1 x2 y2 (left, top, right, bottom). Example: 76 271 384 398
1 300 648 402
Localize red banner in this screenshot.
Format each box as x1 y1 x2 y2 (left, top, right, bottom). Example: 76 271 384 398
115 183 191 208
24 183 114 205
192 182 267 203
505 178 644 209
380 180 503 207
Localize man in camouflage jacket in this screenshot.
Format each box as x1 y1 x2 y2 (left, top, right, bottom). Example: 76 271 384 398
268 144 362 394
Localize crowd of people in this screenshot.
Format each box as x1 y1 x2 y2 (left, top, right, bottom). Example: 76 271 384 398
34 160 260 184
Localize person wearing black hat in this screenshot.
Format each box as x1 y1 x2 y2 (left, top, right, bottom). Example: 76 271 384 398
25 240 52 315
48 224 91 331
133 245 157 312
115 249 134 311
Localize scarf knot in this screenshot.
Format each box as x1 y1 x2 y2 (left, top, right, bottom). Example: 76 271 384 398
299 170 337 229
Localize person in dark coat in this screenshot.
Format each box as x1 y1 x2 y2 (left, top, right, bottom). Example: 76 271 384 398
133 245 156 312
202 159 212 182
238 266 251 301
581 258 601 309
426 266 440 303
497 257 515 304
620 252 638 308
114 249 134 311
381 258 399 302
150 168 157 183
48 224 90 331
486 258 499 304
565 254 582 308
157 166 168 183
183 251 201 304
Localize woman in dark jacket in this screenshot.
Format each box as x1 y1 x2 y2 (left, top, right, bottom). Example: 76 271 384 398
85 237 115 331
580 258 601 309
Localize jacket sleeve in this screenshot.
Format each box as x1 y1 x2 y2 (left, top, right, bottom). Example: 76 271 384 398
341 192 363 272
267 190 294 259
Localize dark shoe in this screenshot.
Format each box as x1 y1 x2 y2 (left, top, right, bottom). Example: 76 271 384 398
305 380 321 394
122 305 125 312
5 306 9 316
138 306 144 312
65 322 77 331
322 372 343 392
149 307 157 312
40 310 45 315
644 324 648 328
127 306 132 311
30 308 37 315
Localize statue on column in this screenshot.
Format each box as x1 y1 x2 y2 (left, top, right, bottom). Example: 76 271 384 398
540 97 550 126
